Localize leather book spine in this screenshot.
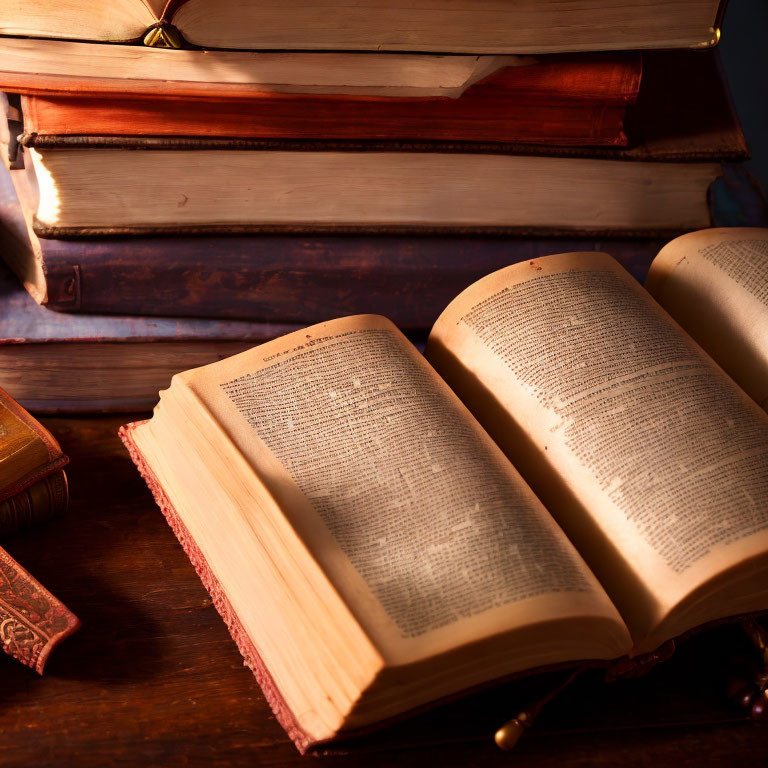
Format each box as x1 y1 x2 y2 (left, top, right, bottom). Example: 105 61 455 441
18 50 746 162
18 94 630 146
0 544 80 673
0 386 68 500
0 469 68 536
37 237 663 325
16 54 641 145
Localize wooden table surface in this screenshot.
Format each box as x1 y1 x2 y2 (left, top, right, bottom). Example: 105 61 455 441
0 415 765 767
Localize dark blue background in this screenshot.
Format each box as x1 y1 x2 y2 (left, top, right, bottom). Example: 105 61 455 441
721 0 768 196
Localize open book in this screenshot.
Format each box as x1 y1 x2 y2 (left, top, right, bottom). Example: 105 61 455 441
120 227 768 753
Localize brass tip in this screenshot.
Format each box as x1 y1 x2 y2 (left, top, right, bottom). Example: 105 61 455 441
494 718 525 751
143 23 185 49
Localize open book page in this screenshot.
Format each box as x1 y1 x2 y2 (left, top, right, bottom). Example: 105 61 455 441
646 228 768 410
178 314 629 666
426 253 768 654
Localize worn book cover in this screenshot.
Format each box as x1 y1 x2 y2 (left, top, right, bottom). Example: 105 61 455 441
0 388 79 672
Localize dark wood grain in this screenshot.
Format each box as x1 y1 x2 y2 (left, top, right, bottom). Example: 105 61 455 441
0 415 764 767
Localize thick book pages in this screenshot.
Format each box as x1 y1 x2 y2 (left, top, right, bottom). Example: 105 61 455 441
0 42 526 100
15 144 721 236
1 46 640 103
427 252 768 654
123 315 633 750
646 228 768 410
119 421 318 753
0 148 663 320
0 0 723 53
0 386 79 671
120 241 768 750
15 53 642 146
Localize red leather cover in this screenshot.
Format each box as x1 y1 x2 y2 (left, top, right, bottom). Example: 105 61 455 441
18 54 642 146
20 94 629 146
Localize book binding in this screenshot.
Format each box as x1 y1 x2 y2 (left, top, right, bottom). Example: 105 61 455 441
118 421 315 753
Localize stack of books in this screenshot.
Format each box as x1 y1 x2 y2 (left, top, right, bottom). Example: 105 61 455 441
2 2 768 756
0 0 754 412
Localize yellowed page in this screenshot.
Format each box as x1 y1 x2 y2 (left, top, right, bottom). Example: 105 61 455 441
0 0 155 41
646 228 768 409
28 147 718 231
177 314 629 666
0 37 518 98
174 0 719 53
427 253 768 653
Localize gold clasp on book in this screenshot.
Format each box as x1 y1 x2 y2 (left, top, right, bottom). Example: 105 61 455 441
143 23 185 49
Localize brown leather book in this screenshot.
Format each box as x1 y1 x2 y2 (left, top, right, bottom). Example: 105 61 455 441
14 54 641 146
0 387 79 672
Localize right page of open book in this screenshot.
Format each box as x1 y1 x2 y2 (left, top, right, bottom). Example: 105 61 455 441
645 227 768 410
427 252 768 654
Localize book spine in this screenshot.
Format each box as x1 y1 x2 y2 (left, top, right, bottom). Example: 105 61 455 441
39 237 664 326
0 469 68 536
20 94 630 146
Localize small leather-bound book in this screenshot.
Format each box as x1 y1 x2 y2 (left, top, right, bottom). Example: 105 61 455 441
0 387 80 672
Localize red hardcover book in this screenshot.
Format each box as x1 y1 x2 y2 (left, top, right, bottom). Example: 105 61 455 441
13 54 641 146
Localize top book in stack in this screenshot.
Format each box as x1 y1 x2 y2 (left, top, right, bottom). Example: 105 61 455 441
1 0 723 53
